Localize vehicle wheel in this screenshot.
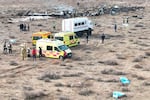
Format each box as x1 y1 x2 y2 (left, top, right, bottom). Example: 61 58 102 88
42 54 45 57
59 56 64 61
76 32 83 37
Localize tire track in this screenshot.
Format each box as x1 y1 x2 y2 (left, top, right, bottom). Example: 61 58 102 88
0 61 51 78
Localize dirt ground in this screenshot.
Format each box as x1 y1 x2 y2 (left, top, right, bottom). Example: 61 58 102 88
0 0 150 100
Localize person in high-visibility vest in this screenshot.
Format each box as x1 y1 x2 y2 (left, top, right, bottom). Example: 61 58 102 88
21 47 26 60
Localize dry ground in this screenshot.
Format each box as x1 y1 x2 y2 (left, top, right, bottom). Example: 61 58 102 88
0 0 150 100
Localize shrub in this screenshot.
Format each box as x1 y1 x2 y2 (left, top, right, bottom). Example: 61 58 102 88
55 83 64 87
98 60 119 65
78 88 94 96
143 82 150 86
145 52 150 56
101 69 126 75
132 57 142 62
9 61 18 66
134 64 143 69
59 96 70 100
135 24 143 27
24 90 47 100
38 71 61 81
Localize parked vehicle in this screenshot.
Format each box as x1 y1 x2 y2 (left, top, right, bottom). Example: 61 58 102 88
36 39 72 60
32 31 53 45
54 32 79 47
62 17 93 37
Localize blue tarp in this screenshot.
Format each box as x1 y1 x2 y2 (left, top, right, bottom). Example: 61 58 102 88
120 76 130 85
113 91 126 99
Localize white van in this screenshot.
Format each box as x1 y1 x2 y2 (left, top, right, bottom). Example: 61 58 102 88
62 17 93 37
36 39 72 60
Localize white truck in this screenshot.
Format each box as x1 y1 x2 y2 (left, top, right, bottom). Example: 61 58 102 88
62 17 93 37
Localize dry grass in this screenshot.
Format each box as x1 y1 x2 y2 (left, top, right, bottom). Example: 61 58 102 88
9 61 18 66
78 88 94 96
55 83 65 87
143 81 150 86
58 95 70 100
98 60 119 65
101 69 126 75
145 52 150 56
133 64 143 69
38 71 61 81
24 90 48 100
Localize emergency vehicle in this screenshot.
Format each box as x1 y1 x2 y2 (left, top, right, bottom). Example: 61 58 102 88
54 32 79 47
62 17 93 37
36 39 72 60
32 31 53 45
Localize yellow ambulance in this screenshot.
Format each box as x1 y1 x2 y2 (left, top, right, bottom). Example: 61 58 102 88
32 31 53 45
54 32 79 47
36 39 72 60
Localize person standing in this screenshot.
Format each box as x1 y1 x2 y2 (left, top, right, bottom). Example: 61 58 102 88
21 47 26 60
114 24 117 32
126 17 129 24
39 47 42 58
8 43 12 54
27 47 31 57
20 23 23 31
32 47 36 61
86 34 89 43
101 33 105 44
3 41 7 54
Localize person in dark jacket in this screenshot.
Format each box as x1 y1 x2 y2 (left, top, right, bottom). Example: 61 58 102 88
114 24 117 32
3 41 7 54
8 43 12 54
39 47 42 58
101 33 105 44
86 34 89 43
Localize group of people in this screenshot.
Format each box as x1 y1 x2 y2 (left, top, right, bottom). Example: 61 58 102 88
86 33 106 44
85 22 120 44
3 41 12 54
21 46 43 61
19 23 30 31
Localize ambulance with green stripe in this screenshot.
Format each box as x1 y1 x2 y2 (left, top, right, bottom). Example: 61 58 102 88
54 32 79 47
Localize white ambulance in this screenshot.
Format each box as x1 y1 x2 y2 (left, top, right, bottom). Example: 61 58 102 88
36 39 72 60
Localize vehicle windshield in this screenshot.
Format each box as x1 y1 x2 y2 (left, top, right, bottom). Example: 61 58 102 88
33 36 42 40
55 37 63 41
58 45 68 51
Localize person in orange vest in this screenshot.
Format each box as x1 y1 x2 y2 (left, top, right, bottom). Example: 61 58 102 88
32 47 36 61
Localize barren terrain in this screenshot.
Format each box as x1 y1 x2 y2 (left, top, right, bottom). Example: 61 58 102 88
0 0 150 100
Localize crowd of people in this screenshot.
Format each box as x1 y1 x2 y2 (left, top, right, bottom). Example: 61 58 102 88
20 45 43 61
19 23 30 31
